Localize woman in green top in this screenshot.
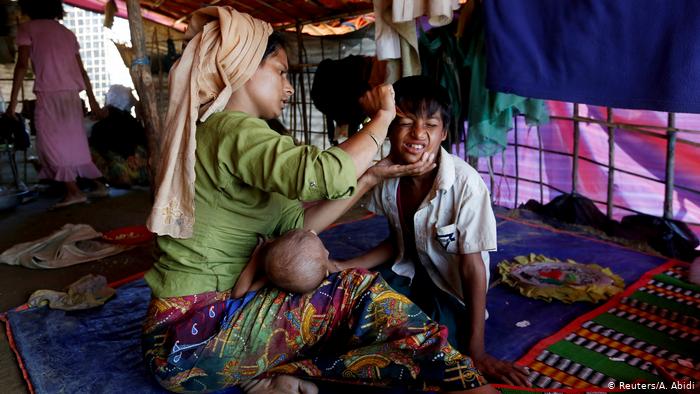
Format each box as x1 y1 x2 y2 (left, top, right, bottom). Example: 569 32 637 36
142 6 495 394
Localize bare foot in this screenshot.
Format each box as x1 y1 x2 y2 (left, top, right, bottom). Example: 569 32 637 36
50 195 88 210
240 375 318 394
88 182 110 198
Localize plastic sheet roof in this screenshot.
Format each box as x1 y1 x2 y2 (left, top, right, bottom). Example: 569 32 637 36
63 0 374 32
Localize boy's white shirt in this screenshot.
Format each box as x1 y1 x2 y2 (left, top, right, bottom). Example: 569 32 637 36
367 147 497 306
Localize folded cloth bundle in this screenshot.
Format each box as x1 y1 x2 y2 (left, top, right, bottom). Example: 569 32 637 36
28 274 116 311
0 223 130 269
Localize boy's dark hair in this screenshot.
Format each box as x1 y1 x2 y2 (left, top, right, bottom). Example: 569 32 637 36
262 31 286 61
19 0 64 20
391 75 452 133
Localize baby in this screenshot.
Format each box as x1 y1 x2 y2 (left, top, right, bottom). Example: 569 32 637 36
232 229 333 297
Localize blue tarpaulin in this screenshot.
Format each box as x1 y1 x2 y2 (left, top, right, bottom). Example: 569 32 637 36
484 0 700 114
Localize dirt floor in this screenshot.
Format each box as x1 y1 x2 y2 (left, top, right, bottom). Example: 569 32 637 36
0 186 374 394
0 187 155 393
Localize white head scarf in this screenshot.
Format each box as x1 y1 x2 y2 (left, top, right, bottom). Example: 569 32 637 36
147 7 272 238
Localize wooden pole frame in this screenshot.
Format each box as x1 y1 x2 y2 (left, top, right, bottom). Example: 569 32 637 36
126 0 162 185
295 22 309 143
537 125 544 204
475 109 699 228
514 116 519 208
606 107 615 219
571 103 580 194
663 112 677 220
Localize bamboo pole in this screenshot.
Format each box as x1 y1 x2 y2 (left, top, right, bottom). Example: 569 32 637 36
295 22 309 143
606 108 615 219
489 156 495 203
550 114 700 135
475 169 700 226
126 0 162 184
571 103 580 194
664 112 677 220
292 74 299 140
511 142 700 195
154 28 165 116
514 117 519 208
537 125 544 204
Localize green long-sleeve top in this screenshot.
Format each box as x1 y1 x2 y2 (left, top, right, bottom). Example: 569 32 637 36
145 111 357 298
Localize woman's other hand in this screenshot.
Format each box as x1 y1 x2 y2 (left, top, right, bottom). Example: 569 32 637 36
359 84 396 121
363 152 436 186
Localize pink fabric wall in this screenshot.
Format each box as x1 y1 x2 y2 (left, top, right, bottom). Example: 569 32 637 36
469 102 700 238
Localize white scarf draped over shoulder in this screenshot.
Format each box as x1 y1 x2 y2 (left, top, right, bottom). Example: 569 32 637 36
147 7 272 238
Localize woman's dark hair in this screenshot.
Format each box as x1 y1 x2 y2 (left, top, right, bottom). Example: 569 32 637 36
262 31 286 61
18 0 65 20
391 75 452 133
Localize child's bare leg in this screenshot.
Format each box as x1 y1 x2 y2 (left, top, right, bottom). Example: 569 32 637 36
64 181 84 201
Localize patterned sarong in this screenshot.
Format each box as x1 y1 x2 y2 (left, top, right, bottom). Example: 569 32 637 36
143 269 487 392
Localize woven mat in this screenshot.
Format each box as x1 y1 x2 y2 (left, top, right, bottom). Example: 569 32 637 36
516 260 700 390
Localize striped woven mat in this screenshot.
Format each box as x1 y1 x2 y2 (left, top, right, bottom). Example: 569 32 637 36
515 260 700 390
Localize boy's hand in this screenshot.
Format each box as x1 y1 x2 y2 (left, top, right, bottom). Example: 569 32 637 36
359 84 396 120
363 152 436 185
474 354 532 387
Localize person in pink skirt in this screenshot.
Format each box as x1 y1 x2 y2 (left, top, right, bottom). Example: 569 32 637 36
5 0 108 209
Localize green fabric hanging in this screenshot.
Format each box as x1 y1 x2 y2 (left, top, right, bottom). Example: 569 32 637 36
418 4 549 157
463 22 549 157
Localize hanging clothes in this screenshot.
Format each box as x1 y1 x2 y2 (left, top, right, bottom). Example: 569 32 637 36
483 0 700 114
374 0 421 79
461 17 549 157
374 0 461 80
419 2 549 156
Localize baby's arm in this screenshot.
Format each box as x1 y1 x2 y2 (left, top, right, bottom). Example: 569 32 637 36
232 239 268 298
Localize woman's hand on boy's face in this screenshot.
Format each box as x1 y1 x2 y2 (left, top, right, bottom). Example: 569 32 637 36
359 84 396 120
364 152 436 184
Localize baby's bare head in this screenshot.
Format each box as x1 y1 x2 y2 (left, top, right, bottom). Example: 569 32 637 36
263 229 330 294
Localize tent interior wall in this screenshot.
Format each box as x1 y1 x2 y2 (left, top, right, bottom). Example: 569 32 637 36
0 1 699 242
